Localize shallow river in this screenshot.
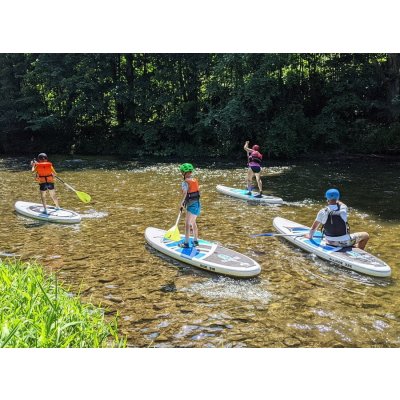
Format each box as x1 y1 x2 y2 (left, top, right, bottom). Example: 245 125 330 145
1 156 399 347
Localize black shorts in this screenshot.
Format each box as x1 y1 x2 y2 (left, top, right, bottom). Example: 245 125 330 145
39 182 55 191
250 166 261 173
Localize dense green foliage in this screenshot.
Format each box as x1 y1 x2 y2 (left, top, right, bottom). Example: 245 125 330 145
0 259 126 347
1 53 400 158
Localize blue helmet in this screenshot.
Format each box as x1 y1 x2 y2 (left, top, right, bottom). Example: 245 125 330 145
325 188 340 200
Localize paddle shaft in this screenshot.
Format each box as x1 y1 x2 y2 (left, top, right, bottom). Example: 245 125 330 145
55 175 77 192
173 209 183 227
250 232 308 238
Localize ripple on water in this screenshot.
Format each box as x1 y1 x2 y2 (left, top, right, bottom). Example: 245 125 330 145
181 277 272 304
1 251 19 257
284 198 316 207
373 319 390 331
80 210 109 219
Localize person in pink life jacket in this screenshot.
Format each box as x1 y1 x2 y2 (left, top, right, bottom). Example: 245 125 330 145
243 141 263 198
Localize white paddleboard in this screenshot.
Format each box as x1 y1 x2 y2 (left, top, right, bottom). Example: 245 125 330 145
272 217 391 277
145 227 261 278
15 201 81 224
216 185 283 204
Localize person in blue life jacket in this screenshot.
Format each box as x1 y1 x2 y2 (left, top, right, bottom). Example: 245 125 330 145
179 163 201 248
243 141 263 198
304 188 369 249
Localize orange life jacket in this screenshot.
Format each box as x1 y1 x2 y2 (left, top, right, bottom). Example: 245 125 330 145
35 161 55 183
184 177 200 202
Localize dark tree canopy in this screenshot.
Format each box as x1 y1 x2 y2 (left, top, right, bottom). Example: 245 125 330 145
1 53 400 158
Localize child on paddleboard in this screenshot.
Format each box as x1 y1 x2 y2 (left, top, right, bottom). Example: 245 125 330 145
243 141 263 198
179 163 201 248
31 153 60 214
305 188 369 249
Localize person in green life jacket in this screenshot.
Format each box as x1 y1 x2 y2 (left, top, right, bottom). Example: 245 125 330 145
305 188 369 250
30 153 60 214
243 141 263 198
178 163 201 248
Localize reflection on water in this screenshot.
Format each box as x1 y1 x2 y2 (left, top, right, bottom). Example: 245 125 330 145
1 155 400 347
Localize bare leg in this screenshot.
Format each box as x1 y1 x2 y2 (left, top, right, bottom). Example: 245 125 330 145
40 190 48 213
188 214 198 241
355 232 369 250
254 172 262 193
247 169 254 192
48 189 60 208
184 213 191 243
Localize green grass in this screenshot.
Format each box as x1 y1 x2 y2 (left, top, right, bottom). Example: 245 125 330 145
0 259 126 348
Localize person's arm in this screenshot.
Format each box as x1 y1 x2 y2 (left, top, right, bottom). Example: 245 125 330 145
243 141 252 153
305 220 320 239
180 182 188 210
30 159 37 172
338 201 348 222
51 166 57 176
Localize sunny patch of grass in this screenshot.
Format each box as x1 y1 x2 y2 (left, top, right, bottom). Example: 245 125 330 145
0 259 126 348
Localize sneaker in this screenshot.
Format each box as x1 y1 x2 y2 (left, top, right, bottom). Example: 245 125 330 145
246 191 252 195
179 242 190 249
254 193 262 198
193 240 199 247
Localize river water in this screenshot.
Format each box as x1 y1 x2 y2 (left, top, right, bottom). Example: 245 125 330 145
1 156 399 347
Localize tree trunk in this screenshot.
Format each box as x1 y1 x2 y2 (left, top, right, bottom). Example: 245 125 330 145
125 53 135 122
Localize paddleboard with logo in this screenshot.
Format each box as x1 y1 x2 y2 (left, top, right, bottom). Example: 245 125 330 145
15 201 81 224
272 217 391 277
216 185 283 204
145 227 261 278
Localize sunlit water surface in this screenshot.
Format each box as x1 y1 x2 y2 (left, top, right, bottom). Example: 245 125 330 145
1 156 399 347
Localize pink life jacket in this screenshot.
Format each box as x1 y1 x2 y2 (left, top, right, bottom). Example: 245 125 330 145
248 150 262 165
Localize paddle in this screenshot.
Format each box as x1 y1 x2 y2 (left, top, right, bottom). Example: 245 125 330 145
164 209 182 242
250 232 308 238
55 176 91 203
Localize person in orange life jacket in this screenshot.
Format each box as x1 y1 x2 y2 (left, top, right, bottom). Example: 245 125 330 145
243 141 263 198
30 153 60 214
304 188 369 250
178 163 201 248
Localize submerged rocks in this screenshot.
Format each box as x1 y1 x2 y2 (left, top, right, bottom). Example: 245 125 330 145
283 337 302 347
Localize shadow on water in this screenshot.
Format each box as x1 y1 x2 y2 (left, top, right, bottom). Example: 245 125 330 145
262 159 400 222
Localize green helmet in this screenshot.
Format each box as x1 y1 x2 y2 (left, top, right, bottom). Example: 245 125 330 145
180 163 194 173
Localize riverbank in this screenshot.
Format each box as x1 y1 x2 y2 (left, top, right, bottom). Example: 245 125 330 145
0 259 126 348
1 150 400 166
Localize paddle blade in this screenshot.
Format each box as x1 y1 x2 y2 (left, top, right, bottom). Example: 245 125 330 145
164 225 181 242
76 191 91 203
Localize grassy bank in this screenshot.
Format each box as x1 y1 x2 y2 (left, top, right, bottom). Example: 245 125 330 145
0 259 126 348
